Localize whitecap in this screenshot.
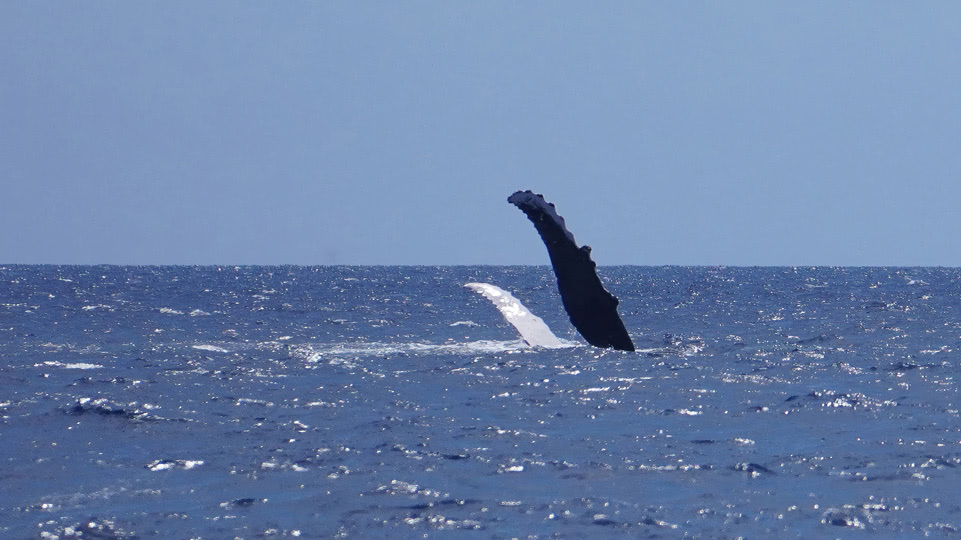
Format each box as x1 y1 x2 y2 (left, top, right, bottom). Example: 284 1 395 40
287 339 540 361
146 459 204 471
37 361 103 370
192 344 230 353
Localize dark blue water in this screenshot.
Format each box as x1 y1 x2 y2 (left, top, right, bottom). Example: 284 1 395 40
2 265 960 539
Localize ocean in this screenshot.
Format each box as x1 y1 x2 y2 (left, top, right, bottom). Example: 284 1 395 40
1 265 960 539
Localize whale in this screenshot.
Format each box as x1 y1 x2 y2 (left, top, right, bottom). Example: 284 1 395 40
464 282 567 348
508 190 635 351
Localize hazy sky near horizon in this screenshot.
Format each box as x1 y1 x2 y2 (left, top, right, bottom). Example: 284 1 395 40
3 3 961 266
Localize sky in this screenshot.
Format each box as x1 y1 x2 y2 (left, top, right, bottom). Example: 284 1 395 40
2 2 961 266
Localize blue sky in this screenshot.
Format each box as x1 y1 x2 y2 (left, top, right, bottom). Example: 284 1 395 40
3 3 960 265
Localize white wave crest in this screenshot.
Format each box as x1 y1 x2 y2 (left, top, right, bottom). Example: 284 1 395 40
288 339 541 362
192 344 230 353
36 361 103 370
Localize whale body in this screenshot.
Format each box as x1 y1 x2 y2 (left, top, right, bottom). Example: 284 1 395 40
508 190 635 351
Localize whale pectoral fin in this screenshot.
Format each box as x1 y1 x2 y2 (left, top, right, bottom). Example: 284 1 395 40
508 190 635 352
465 282 566 349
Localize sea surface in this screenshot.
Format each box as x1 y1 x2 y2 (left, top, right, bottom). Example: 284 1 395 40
2 265 961 539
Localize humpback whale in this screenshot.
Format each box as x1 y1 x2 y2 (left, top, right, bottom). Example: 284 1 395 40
464 282 567 349
508 190 635 351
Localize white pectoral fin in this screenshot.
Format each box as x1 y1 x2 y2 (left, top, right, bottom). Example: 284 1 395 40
464 282 566 349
